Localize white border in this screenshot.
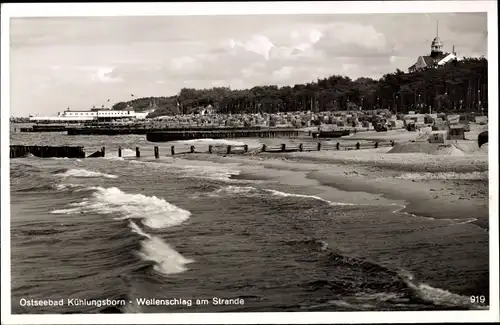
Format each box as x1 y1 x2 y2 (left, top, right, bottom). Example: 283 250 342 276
1 1 498 324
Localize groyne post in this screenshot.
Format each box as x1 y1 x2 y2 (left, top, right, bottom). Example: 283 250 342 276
281 144 286 152
190 145 195 153
171 146 175 155
356 142 360 150
101 147 105 157
227 145 232 155
136 147 140 158
317 143 321 151
299 143 303 152
374 142 379 149
262 144 267 152
209 145 213 154
243 144 248 153
118 146 122 157
336 142 340 150
154 146 159 159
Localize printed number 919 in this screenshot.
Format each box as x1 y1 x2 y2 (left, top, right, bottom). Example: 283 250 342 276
470 295 486 304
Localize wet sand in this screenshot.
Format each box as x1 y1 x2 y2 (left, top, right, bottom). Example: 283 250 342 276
181 144 489 230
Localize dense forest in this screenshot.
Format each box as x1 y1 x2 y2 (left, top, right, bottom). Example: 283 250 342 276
110 57 488 117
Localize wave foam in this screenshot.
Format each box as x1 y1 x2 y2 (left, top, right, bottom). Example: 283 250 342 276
211 185 259 196
128 221 194 275
264 189 356 206
209 185 356 206
53 183 81 191
51 186 191 229
177 164 241 181
399 270 488 309
103 148 137 159
56 168 118 179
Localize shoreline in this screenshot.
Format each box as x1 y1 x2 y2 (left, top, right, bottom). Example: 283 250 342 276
178 148 489 230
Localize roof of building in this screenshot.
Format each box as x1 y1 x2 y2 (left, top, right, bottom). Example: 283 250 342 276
422 53 448 66
409 53 449 70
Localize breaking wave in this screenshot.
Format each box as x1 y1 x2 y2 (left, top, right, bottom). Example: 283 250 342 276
51 186 191 229
128 221 194 275
55 168 118 179
289 238 487 310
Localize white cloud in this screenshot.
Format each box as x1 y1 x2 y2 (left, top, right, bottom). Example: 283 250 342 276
233 35 275 60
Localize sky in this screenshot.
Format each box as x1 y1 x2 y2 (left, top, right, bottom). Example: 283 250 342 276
9 12 487 116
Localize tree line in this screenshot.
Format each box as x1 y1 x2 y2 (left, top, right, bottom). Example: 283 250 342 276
110 57 488 117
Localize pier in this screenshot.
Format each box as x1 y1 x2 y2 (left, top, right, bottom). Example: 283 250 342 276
66 126 282 136
146 128 301 142
20 125 69 132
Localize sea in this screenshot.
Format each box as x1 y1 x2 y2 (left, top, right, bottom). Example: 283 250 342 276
8 125 490 314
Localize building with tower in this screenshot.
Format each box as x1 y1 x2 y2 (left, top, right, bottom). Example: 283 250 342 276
408 22 458 73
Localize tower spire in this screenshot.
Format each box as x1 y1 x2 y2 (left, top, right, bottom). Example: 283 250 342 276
436 21 439 37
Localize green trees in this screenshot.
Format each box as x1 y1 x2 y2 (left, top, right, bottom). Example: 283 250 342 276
118 57 487 118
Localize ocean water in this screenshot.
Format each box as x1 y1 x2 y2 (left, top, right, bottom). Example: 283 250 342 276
9 130 490 313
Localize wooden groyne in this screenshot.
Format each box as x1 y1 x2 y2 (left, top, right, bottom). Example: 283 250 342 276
146 129 301 142
9 146 86 158
109 140 395 158
9 140 395 159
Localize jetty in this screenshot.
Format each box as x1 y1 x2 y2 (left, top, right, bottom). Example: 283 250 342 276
20 125 69 132
67 126 148 135
146 128 301 142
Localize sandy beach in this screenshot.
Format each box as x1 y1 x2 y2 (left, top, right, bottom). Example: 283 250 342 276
179 139 489 231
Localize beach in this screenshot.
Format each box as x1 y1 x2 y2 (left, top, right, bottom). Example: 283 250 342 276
182 139 489 230
9 128 490 313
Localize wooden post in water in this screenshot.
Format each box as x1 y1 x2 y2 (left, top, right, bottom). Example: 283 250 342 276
317 143 321 151
208 145 213 154
356 142 360 150
262 144 267 152
171 146 175 155
391 140 395 147
118 146 122 157
336 142 340 150
101 147 105 157
190 145 195 153
243 144 248 153
299 143 303 152
154 146 159 159
227 145 232 154
281 144 286 152
136 147 140 158
374 142 379 148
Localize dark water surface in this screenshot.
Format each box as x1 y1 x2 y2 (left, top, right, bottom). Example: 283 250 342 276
9 130 489 313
